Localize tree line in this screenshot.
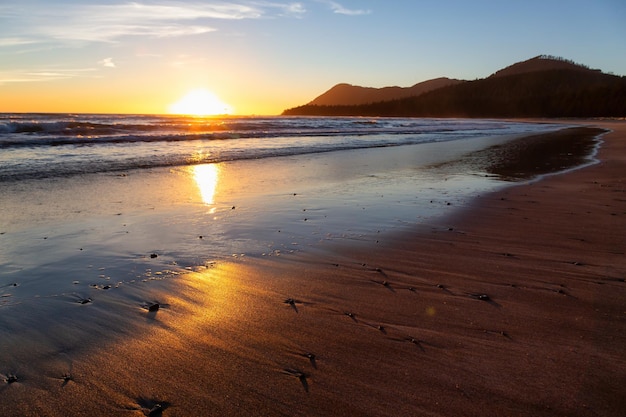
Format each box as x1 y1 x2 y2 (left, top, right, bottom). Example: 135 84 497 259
283 69 626 118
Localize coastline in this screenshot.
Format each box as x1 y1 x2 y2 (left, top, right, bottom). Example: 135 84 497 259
1 121 624 416
326 120 626 415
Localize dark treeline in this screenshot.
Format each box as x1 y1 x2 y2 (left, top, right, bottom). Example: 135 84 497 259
283 69 626 118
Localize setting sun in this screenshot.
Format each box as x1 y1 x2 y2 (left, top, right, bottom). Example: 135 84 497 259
169 89 233 116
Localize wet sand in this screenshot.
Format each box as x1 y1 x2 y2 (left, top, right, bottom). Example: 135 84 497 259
1 121 625 416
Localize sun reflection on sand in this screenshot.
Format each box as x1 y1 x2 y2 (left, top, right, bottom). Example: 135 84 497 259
193 164 219 206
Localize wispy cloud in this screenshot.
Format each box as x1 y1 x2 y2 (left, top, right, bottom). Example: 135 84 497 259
34 3 232 43
255 1 307 17
0 2 308 85
0 2 307 44
0 37 37 47
319 1 371 16
0 67 97 84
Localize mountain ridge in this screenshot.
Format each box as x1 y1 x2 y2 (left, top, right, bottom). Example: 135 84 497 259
308 77 464 106
283 56 626 118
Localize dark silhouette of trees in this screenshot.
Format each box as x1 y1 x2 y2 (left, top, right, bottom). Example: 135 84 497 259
283 59 626 118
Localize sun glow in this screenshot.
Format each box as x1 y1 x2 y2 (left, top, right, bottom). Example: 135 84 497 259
193 164 219 206
169 89 233 116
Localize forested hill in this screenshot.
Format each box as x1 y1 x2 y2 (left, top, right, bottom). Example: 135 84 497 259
307 77 464 106
283 56 626 118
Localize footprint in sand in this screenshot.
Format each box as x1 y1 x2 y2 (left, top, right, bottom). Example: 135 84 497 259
136 397 170 416
55 373 73 387
142 301 169 312
344 311 357 322
5 374 18 384
371 279 394 290
282 368 309 392
298 352 317 369
283 297 304 313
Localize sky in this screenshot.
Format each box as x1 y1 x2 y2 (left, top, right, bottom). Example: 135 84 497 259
1 0 625 115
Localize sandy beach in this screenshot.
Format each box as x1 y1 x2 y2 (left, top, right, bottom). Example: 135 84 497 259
1 120 625 416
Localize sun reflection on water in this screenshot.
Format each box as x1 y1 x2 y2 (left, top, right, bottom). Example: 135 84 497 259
193 164 219 206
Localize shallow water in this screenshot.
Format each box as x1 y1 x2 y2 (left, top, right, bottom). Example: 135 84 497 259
0 117 577 317
0 142 502 312
9 120 614 323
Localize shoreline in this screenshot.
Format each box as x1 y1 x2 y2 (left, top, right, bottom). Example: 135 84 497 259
1 121 624 416
322 120 626 416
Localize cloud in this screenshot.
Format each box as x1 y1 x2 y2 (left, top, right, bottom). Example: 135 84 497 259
321 1 371 16
256 1 307 17
286 3 307 15
99 58 116 68
34 3 229 42
0 67 97 84
0 2 307 44
0 37 37 47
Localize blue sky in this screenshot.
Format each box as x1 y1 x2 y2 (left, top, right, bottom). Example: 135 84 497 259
1 0 625 114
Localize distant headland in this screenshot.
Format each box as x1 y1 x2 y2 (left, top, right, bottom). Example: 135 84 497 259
283 55 626 118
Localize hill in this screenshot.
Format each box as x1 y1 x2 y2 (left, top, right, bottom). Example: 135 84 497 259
308 77 464 106
283 56 626 118
488 55 600 78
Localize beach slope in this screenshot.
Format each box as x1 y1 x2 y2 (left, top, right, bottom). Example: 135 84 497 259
1 122 624 417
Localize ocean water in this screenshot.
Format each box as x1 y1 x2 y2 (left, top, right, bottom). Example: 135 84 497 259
0 114 559 182
1 114 568 265
1 111 596 371
1 114 572 305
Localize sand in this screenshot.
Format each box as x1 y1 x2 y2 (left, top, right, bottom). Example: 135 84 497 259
1 121 624 416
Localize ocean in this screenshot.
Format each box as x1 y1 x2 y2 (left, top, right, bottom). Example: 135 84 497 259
0 114 559 182
1 114 573 305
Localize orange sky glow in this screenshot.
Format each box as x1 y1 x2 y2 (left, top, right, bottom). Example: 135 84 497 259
1 1 625 115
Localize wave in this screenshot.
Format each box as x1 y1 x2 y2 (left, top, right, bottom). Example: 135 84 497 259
0 134 470 182
0 114 566 183
0 115 517 148
0 120 166 135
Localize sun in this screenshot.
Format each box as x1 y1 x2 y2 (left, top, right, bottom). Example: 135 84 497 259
168 89 233 116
